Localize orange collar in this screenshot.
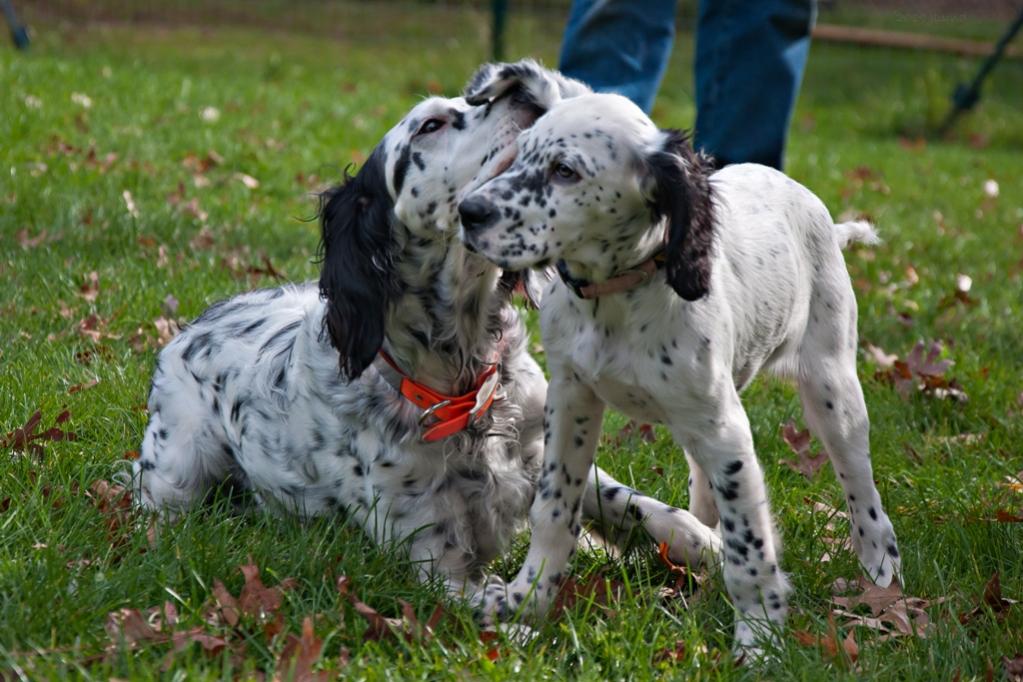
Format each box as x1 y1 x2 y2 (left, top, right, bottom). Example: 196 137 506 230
377 350 501 442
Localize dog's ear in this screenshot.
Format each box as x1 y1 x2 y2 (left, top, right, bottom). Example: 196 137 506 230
645 129 716 301
317 150 397 380
464 59 585 108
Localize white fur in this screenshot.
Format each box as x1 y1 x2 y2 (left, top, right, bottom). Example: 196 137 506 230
463 92 901 656
134 81 722 603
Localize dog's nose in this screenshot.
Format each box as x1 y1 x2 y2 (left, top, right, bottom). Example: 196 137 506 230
458 196 498 232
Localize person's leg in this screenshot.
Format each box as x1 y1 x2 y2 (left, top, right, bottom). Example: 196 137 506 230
694 0 815 169
558 0 678 114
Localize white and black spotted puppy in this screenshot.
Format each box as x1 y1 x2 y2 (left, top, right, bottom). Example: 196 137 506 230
459 87 902 655
133 66 719 601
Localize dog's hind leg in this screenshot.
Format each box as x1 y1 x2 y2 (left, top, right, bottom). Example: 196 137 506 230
582 467 721 568
133 378 235 519
797 274 901 586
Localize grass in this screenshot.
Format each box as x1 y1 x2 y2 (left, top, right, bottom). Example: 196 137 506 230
2 2 1022 679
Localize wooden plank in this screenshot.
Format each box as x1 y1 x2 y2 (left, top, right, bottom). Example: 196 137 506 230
812 23 1021 59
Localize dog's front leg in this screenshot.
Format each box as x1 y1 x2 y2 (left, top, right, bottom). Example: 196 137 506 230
673 389 790 659
478 370 605 623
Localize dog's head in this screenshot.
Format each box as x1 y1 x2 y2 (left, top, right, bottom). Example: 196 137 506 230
458 93 715 301
318 74 562 380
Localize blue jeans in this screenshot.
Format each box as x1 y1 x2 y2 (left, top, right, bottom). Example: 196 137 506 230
558 0 815 169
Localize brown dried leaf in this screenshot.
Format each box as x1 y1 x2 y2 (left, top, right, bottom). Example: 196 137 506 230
1004 654 1023 681
780 421 827 480
551 572 623 619
153 317 181 347
653 640 687 663
168 627 230 658
2 409 77 456
995 510 1023 523
88 480 134 543
875 341 967 402
17 228 49 248
237 562 297 622
274 617 330 682
832 577 932 638
78 271 100 302
77 313 121 343
960 572 1018 625
614 420 656 445
336 576 443 642
212 579 240 627
106 607 167 647
190 226 215 250
864 342 898 369
68 379 99 394
235 172 260 189
793 614 859 663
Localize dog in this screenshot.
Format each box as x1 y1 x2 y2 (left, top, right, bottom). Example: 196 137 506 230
133 69 720 600
459 80 902 654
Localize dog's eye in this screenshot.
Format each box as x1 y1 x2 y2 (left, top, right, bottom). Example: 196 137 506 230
552 162 579 183
416 118 446 136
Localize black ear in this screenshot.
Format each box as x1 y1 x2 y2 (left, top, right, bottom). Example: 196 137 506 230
317 149 397 380
647 129 716 301
463 59 586 108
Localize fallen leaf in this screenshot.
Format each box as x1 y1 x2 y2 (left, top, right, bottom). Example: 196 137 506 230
780 421 827 480
87 479 134 545
1 409 77 457
551 572 623 619
653 640 687 663
832 577 933 639
479 630 504 661
78 271 100 302
235 173 260 189
995 510 1023 523
122 190 139 219
212 579 241 627
864 342 898 368
336 576 444 642
274 616 330 682
1004 654 1023 681
106 608 166 647
237 562 297 622
71 92 93 109
16 228 49 248
68 379 99 394
169 628 229 656
614 420 656 445
960 572 1018 625
189 226 215 250
875 341 967 402
78 313 121 343
793 613 858 664
162 295 179 317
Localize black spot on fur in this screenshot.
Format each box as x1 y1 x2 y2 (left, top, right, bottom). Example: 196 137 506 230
724 460 743 476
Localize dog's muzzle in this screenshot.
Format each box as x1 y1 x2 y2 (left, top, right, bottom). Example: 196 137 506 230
458 196 499 233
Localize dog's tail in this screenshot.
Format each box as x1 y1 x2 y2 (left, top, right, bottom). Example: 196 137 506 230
835 220 880 249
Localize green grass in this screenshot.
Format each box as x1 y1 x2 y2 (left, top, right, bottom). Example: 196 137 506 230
2 2 1022 679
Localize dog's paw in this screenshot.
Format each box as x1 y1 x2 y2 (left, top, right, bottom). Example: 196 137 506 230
471 575 549 626
855 519 902 588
